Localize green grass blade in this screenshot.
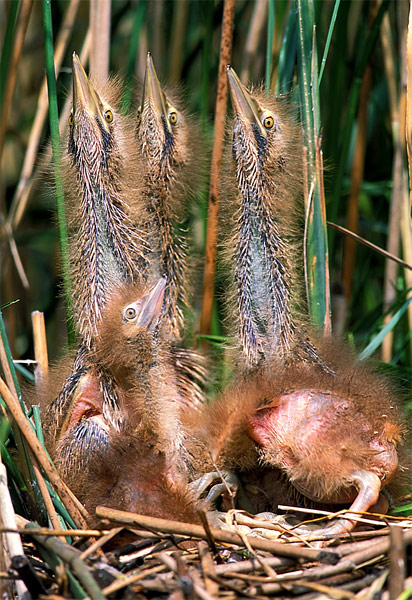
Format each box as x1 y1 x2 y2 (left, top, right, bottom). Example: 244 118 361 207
296 0 330 332
42 0 75 345
266 0 275 90
359 297 412 360
318 0 340 86
276 5 297 94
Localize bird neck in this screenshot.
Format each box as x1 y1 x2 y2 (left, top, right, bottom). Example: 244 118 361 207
233 128 295 366
68 132 148 346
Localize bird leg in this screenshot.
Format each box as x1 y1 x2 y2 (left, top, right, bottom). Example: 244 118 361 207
257 470 384 540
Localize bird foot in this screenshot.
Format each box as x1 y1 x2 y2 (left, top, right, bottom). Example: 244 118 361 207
189 470 239 511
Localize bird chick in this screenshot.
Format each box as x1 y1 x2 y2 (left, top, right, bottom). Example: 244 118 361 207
92 277 185 462
185 342 405 534
66 52 148 347
135 53 208 404
135 53 195 339
40 279 199 523
224 67 328 370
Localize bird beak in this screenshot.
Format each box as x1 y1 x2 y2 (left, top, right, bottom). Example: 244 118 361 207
141 52 172 133
227 66 266 137
135 278 166 329
72 52 109 132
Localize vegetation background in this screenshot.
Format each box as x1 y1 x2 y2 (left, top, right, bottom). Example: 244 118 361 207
0 0 411 595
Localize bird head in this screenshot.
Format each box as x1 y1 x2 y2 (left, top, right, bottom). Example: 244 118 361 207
69 52 118 170
135 53 188 182
226 66 301 200
94 278 167 373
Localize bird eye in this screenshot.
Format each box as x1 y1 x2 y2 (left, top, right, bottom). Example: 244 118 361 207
124 306 137 320
136 107 141 125
68 111 74 126
262 114 274 129
104 109 113 123
168 109 178 125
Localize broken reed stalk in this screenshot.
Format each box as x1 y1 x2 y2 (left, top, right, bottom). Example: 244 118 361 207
200 0 235 338
0 0 33 163
7 0 81 230
31 311 49 386
0 376 90 529
95 506 339 563
90 0 110 80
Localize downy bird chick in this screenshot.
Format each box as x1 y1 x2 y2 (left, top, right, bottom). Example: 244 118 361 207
185 341 405 535
135 53 195 339
42 279 198 522
224 67 328 371
135 53 207 404
66 52 148 349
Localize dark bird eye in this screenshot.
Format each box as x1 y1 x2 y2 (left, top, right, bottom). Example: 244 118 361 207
104 109 113 123
169 110 178 125
68 111 74 126
124 307 136 320
263 115 274 129
136 107 142 125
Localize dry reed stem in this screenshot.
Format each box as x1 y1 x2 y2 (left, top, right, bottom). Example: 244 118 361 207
7 0 81 229
240 0 267 84
0 376 90 529
90 0 110 80
9 29 91 230
95 505 340 563
0 458 29 598
381 7 406 362
400 1 412 357
99 563 167 597
327 222 412 270
0 0 33 163
342 61 372 303
31 311 49 386
200 0 235 337
169 0 189 85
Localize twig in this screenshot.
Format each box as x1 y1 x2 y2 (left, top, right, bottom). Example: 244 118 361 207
31 311 48 386
0 376 90 529
200 0 235 338
28 449 61 532
327 222 412 270
95 506 340 564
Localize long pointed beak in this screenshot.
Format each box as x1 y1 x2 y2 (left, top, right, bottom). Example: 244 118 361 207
227 66 265 137
135 278 166 329
141 52 171 132
72 52 108 130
